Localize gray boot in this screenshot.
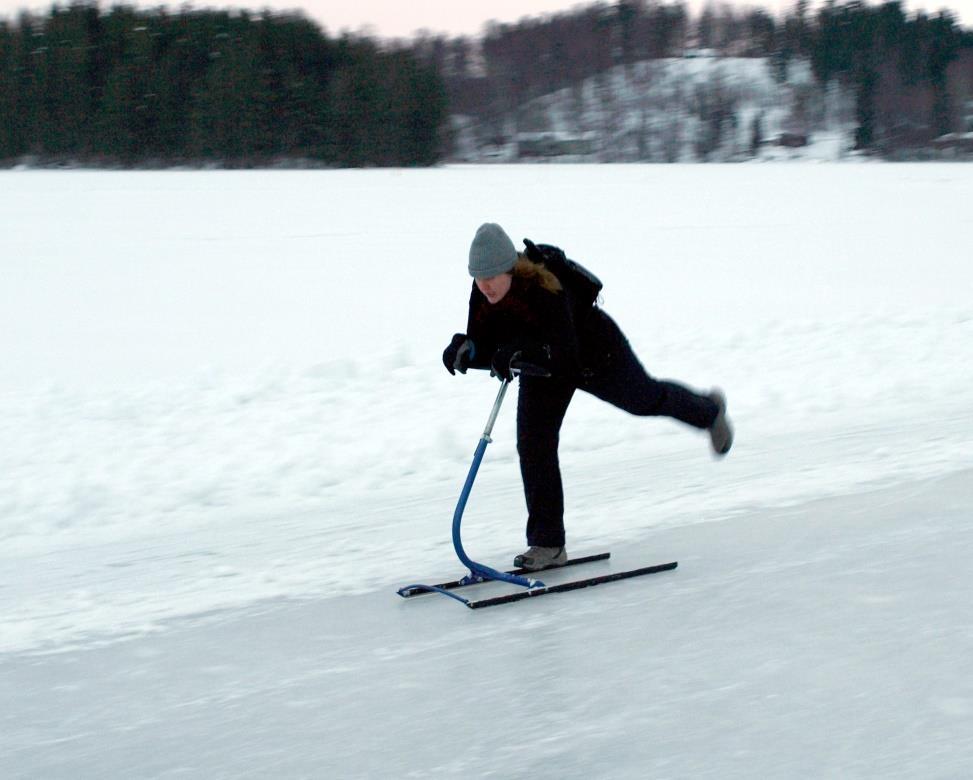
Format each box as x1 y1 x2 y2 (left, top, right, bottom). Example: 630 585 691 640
514 546 568 571
708 390 733 456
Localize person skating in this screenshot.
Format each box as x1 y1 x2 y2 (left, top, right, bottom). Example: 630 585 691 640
442 223 733 571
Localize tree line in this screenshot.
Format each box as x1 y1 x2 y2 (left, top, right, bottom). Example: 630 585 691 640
2 0 972 166
0 3 447 166
808 1 969 148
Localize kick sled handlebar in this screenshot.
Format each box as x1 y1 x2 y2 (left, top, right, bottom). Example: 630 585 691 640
396 368 547 602
396 366 679 607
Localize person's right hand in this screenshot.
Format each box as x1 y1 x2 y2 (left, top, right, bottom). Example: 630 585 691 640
442 333 474 375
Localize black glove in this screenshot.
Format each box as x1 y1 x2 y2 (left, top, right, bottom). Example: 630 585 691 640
442 333 474 375
490 346 522 382
492 344 554 381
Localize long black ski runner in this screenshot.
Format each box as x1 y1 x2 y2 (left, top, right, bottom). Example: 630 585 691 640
466 561 678 609
398 552 612 598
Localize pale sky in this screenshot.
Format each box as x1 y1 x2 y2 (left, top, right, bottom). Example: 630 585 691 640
1 0 970 36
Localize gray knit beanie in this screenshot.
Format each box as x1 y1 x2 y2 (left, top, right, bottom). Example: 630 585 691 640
468 223 518 278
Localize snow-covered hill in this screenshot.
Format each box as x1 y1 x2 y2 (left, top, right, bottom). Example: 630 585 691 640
1 164 972 777
453 57 856 163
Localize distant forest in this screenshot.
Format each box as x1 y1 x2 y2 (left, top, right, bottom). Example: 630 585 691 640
1 0 972 166
0 4 448 165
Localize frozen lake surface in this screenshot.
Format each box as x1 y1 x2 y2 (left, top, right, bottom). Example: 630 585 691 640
1 164 972 777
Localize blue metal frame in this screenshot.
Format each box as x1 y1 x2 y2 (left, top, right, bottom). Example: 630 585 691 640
397 377 546 602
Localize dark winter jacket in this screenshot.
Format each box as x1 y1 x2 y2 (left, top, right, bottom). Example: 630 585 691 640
465 250 607 380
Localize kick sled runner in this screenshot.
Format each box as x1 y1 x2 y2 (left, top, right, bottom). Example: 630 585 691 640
397 368 677 609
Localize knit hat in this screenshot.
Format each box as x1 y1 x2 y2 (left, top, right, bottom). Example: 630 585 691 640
468 223 518 278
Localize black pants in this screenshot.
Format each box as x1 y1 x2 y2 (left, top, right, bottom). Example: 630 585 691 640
516 310 718 547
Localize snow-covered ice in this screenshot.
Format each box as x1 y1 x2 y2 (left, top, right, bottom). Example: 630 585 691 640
1 164 972 777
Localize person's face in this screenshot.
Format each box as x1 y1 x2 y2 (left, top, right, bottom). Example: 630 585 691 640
476 273 512 304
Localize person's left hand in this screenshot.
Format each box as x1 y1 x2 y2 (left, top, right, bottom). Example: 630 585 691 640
490 346 521 382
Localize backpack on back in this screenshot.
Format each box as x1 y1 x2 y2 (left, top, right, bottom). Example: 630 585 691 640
523 238 603 307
